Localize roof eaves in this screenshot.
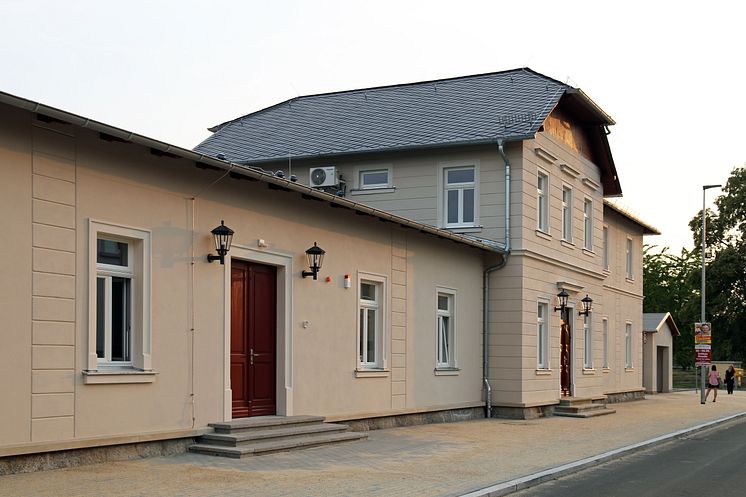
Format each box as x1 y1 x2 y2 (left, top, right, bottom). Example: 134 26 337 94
603 199 660 235
0 90 505 255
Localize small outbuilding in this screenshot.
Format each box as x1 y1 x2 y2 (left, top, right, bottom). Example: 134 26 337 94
642 313 680 393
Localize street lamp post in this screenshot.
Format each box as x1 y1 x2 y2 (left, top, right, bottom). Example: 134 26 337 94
700 184 721 404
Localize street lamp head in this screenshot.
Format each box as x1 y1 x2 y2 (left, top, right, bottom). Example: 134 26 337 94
703 184 722 190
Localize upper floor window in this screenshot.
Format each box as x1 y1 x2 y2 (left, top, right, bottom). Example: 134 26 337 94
583 199 593 250
360 169 390 189
359 278 384 369
562 186 573 241
603 227 609 270
537 302 549 369
626 238 634 279
537 172 549 233
436 292 455 369
444 166 476 228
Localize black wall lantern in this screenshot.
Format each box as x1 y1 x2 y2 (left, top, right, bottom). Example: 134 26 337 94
302 242 325 279
207 220 234 265
579 294 593 317
554 289 569 314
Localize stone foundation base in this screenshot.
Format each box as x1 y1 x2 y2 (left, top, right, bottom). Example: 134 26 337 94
489 405 555 420
0 438 194 476
605 390 646 403
343 407 484 431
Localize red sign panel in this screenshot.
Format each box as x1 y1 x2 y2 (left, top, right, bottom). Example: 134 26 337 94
695 347 712 366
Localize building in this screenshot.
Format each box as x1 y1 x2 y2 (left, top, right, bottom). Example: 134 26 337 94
196 68 660 415
642 312 680 393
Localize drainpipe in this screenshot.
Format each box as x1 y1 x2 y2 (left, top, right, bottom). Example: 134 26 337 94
483 139 512 418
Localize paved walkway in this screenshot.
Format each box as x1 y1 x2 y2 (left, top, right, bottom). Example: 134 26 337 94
2 391 745 497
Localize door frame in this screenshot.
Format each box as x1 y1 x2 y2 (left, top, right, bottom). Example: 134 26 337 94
223 244 293 421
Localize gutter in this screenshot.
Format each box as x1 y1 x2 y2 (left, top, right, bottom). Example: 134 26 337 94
482 139 513 418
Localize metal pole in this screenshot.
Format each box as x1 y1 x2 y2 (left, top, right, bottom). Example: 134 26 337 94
701 184 721 404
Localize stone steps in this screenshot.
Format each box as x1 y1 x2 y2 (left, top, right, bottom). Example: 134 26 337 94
554 397 616 418
189 415 367 458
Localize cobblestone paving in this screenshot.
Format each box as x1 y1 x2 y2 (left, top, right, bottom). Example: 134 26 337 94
2 391 745 497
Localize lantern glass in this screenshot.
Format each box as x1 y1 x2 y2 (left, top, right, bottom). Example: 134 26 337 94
305 242 325 271
581 294 593 315
557 289 569 309
211 220 234 254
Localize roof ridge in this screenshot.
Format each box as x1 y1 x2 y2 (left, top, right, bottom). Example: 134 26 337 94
206 67 568 133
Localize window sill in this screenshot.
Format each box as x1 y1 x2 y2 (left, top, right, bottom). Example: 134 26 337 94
434 368 460 376
582 248 595 257
625 367 635 373
602 367 611 373
83 368 158 384
603 268 610 275
560 239 575 249
349 187 396 195
535 368 552 376
626 277 635 283
582 368 596 375
355 369 389 378
443 226 483 234
535 229 551 241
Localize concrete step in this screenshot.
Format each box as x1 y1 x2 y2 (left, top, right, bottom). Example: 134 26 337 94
189 431 368 458
209 415 326 434
199 422 351 447
554 407 617 418
555 403 608 414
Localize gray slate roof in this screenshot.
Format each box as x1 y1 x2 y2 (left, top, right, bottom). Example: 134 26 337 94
195 68 601 164
643 312 681 336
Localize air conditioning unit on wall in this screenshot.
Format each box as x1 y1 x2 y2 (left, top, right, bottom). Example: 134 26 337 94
309 166 338 187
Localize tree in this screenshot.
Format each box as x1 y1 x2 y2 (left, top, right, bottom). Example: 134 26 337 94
643 245 699 368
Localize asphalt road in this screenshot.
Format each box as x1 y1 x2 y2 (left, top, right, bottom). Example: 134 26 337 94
512 416 746 497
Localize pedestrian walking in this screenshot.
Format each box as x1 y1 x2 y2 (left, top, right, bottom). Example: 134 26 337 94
725 365 736 394
705 365 721 402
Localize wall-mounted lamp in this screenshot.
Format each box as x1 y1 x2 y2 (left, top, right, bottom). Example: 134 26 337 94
554 289 569 314
579 294 593 317
301 242 325 279
207 220 234 265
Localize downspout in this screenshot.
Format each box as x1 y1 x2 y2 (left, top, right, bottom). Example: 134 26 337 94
483 139 512 418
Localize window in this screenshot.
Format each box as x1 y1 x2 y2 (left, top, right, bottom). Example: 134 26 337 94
86 220 152 378
583 198 593 250
562 186 573 241
602 318 609 368
626 238 634 279
625 323 633 368
96 239 133 363
444 166 476 228
603 227 609 270
537 172 549 232
537 302 549 369
359 278 384 368
583 315 593 369
360 169 390 189
436 292 455 368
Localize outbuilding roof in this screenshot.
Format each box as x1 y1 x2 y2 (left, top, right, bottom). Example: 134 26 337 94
603 199 661 235
0 90 505 255
643 312 681 336
195 68 617 175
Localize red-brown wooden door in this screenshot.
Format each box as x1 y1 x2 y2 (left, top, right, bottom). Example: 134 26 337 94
560 310 572 397
231 261 277 418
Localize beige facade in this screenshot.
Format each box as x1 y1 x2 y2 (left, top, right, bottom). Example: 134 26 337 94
270 108 657 411
0 100 492 455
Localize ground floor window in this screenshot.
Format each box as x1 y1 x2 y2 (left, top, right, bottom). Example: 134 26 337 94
537 302 549 368
358 275 385 369
583 315 593 369
625 322 633 368
436 291 455 368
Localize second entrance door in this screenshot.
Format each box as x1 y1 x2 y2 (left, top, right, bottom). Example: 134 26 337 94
230 260 277 418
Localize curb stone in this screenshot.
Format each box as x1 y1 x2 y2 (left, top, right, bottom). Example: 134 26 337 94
459 411 746 497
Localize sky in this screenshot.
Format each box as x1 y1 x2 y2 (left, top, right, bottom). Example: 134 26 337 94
1 0 743 252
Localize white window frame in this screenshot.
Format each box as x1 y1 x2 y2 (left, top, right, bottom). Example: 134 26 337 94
436 289 457 369
625 322 633 368
96 240 134 365
562 185 573 242
537 170 549 233
438 160 479 229
583 198 593 251
86 220 152 376
602 318 609 369
357 273 387 370
358 166 392 190
583 314 593 369
537 301 549 369
626 237 634 280
602 226 609 270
